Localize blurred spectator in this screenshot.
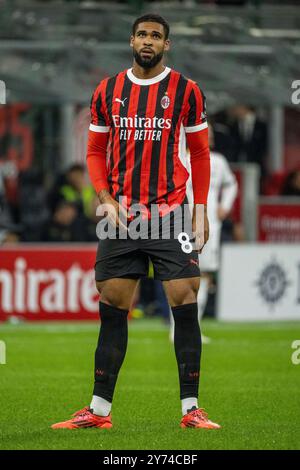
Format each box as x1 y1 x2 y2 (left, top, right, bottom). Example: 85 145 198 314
229 105 268 184
221 219 246 242
19 169 50 241
86 195 102 242
0 231 20 246
281 169 300 197
42 201 88 242
0 160 18 228
49 164 95 219
211 121 234 161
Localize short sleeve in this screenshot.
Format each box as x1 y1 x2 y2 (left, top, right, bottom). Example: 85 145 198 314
89 83 110 133
183 82 208 133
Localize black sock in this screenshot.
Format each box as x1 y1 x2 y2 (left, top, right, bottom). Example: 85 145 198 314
93 301 128 402
171 303 202 400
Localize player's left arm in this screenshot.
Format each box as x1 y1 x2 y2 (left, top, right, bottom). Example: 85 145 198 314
184 81 210 252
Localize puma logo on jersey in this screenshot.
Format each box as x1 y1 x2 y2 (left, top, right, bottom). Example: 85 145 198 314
189 259 199 266
115 97 127 107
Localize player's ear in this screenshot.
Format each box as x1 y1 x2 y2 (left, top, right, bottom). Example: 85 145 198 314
130 35 134 48
164 39 170 52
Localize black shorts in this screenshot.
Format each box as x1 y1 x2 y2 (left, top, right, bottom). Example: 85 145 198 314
94 199 200 282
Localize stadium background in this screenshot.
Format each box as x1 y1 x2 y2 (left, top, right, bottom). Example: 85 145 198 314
0 0 300 450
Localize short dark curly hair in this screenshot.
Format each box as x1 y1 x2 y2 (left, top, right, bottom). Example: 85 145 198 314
132 14 170 39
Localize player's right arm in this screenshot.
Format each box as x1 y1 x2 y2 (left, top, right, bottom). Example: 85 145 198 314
86 82 128 231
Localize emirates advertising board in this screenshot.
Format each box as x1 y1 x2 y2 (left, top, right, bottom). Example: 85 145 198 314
0 245 99 321
258 201 300 242
218 244 300 321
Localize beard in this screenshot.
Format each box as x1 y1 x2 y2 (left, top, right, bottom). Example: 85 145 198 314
133 48 164 69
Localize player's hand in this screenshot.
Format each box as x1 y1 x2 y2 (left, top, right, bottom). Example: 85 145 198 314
192 204 209 253
98 189 128 232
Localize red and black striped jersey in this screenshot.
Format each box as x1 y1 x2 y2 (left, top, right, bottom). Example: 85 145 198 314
89 66 207 208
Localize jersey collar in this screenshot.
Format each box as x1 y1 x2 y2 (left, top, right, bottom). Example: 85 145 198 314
127 67 171 85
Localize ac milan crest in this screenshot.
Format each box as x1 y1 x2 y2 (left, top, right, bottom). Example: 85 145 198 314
161 93 170 109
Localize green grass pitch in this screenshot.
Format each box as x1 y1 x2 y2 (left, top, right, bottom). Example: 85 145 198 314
0 318 300 450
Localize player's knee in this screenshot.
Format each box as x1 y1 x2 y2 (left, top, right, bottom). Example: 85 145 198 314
168 278 200 306
190 277 200 298
176 288 198 306
96 281 130 310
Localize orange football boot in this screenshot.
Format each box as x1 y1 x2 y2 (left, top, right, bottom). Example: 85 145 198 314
180 407 221 429
51 406 112 429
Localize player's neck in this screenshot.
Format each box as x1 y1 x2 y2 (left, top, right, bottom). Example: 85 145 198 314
131 61 166 80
